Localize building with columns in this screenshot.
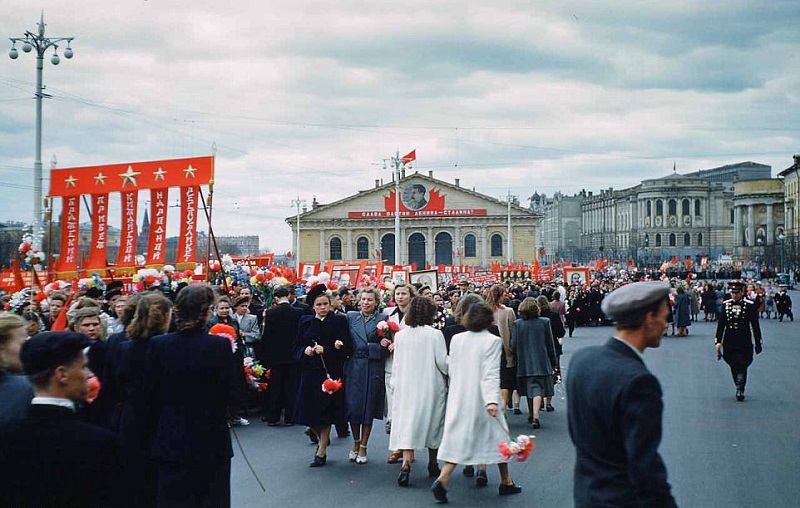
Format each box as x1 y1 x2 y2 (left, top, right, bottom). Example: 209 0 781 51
287 173 542 267
732 179 786 267
535 191 583 264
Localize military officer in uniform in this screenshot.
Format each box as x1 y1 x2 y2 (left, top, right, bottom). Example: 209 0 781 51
715 280 763 401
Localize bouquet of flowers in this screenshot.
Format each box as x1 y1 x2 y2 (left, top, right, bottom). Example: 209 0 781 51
209 323 238 353
376 320 401 340
498 434 535 462
243 356 270 392
322 377 343 394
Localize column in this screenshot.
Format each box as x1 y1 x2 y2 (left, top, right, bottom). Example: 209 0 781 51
319 228 326 261
747 204 755 247
662 199 667 230
372 227 380 260
398 227 405 265
767 203 774 244
346 229 353 261
480 226 488 266
454 225 461 265
427 226 434 266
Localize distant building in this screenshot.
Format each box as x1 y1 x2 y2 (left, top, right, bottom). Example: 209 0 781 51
535 192 583 264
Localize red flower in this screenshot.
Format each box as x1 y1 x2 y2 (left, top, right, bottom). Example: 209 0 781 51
386 321 400 333
322 377 343 394
86 375 101 404
255 272 265 282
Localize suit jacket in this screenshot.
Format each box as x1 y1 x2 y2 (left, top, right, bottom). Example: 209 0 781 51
236 313 261 345
261 302 305 365
0 404 119 508
567 338 677 508
143 330 237 462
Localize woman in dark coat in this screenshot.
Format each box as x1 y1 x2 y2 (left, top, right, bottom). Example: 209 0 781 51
701 283 717 321
111 292 173 507
293 284 351 467
673 286 692 336
511 297 556 430
344 287 389 465
536 296 565 412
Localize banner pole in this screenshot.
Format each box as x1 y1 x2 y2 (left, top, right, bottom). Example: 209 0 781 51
199 186 228 293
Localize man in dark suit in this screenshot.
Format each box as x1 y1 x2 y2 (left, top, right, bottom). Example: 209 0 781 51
260 285 305 425
0 332 119 508
143 285 238 508
567 281 678 508
715 280 763 401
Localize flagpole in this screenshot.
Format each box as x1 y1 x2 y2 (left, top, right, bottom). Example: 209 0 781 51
394 149 401 266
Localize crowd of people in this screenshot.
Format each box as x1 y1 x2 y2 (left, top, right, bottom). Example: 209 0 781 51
0 265 786 506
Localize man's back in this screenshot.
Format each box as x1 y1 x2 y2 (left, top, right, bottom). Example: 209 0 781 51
567 339 676 508
261 303 304 364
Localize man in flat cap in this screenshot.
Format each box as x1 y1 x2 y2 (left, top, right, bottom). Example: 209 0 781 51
715 280 762 401
567 281 678 508
0 332 119 507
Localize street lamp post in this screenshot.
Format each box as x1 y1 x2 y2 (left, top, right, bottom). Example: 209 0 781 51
778 233 786 275
9 13 74 248
291 197 306 268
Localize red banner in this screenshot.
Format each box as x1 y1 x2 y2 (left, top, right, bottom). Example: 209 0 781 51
116 190 139 275
55 196 80 275
85 194 109 271
175 186 198 269
147 189 169 267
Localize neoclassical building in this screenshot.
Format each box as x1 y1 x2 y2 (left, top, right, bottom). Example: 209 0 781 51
732 179 786 264
287 173 542 267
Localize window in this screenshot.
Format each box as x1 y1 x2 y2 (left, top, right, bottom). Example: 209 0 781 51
356 236 369 259
730 209 734 224
683 233 691 247
381 234 395 265
464 234 477 257
669 233 676 247
490 234 503 257
695 199 701 216
655 234 662 247
434 232 453 265
656 200 664 216
697 233 703 247
644 233 650 247
682 199 690 216
408 233 426 269
668 199 677 215
329 237 342 260
646 200 652 217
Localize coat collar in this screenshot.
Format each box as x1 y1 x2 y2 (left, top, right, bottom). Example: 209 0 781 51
605 337 645 364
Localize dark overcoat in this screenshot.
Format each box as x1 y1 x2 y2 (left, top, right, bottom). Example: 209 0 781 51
343 311 388 424
567 338 677 508
715 298 762 369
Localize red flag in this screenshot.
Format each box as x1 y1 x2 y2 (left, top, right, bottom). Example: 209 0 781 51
532 257 541 275
401 149 416 166
31 266 44 289
50 293 74 332
11 257 24 292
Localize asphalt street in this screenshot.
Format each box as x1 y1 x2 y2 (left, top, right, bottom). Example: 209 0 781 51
230 298 800 508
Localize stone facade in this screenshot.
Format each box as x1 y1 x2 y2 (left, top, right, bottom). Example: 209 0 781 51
536 192 583 264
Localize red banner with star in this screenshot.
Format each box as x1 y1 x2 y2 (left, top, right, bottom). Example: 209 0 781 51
55 196 80 275
175 186 198 269
147 189 169 268
48 156 213 197
116 190 139 275
85 194 109 271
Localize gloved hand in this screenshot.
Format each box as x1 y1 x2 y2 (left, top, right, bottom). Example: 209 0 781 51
755 342 763 355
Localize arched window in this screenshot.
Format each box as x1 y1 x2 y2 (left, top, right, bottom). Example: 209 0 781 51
655 234 662 247
408 233 426 269
682 199 690 215
329 237 342 260
697 233 703 247
464 234 477 258
669 233 676 247
683 233 691 247
356 236 369 259
646 200 652 217
668 199 677 215
434 232 453 265
656 200 664 216
381 234 395 265
644 233 650 247
695 199 701 216
490 234 503 257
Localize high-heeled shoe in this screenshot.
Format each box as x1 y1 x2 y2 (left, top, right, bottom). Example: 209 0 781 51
431 479 448 503
348 450 358 462
387 449 402 464
398 465 411 486
475 469 488 487
427 461 441 477
356 444 368 464
310 454 327 467
498 482 522 496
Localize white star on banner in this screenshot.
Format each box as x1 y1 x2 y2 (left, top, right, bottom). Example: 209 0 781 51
183 165 197 178
119 166 141 187
153 167 167 181
65 175 78 188
94 172 107 185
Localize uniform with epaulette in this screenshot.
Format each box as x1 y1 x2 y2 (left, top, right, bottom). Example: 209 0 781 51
715 280 763 401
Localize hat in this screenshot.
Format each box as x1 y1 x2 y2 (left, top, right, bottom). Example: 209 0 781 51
85 287 104 299
233 295 250 308
601 281 671 321
21 332 91 376
727 280 744 292
306 284 328 304
105 281 124 298
337 287 351 298
274 286 290 299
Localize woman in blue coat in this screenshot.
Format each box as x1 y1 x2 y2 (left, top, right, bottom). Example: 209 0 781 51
673 286 692 336
293 284 351 467
343 287 389 465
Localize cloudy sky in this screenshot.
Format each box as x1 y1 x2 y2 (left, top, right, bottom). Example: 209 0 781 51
1 1 798 253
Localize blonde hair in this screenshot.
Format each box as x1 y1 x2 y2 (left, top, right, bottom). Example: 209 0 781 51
0 313 25 346
127 293 173 342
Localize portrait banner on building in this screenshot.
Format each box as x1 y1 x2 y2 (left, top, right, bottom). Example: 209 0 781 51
55 196 80 276
146 188 169 268
116 190 139 275
85 194 109 271
175 186 198 269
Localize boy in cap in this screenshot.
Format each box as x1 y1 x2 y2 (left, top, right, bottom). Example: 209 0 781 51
715 280 763 401
567 281 677 508
0 332 119 508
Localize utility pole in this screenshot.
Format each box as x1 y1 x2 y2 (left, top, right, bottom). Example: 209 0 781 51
503 190 517 263
291 196 306 267
9 13 75 248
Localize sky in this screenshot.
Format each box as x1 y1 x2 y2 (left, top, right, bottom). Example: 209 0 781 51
1 0 798 253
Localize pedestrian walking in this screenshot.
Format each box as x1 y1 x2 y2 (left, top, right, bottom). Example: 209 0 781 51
715 280 763 401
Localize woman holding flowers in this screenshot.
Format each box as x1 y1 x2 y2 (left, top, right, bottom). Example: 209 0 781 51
344 287 389 465
293 284 350 467
390 296 448 487
432 302 522 503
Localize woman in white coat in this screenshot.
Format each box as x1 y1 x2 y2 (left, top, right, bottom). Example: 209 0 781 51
389 297 448 487
432 302 522 503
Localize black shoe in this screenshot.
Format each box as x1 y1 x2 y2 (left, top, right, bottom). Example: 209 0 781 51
462 465 474 477
266 421 280 427
736 389 745 402
475 469 488 487
310 454 327 467
513 408 522 415
431 479 448 503
398 467 410 487
427 462 441 478
304 427 319 444
498 483 522 496
532 419 540 429
284 421 295 427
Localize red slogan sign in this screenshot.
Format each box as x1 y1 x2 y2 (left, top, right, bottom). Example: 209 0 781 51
85 194 109 271
176 186 198 269
146 189 169 267
55 196 80 275
116 191 139 274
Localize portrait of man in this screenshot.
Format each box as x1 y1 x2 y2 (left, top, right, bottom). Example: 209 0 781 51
402 183 428 211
